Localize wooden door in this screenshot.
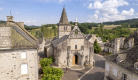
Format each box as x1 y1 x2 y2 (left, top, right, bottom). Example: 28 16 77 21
72 55 75 65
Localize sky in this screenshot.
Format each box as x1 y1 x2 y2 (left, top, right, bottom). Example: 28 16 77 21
0 0 138 26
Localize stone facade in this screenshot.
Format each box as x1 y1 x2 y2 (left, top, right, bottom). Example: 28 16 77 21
104 31 138 54
0 16 38 80
58 25 71 38
0 49 38 80
45 7 94 68
104 60 138 80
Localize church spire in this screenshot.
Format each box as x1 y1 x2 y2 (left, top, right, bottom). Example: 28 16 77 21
59 7 70 25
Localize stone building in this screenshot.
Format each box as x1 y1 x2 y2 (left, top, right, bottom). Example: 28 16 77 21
38 38 45 52
104 30 138 80
104 30 138 54
104 45 138 80
44 7 94 67
0 16 39 80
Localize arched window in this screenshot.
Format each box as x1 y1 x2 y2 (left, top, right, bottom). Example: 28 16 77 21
75 29 78 35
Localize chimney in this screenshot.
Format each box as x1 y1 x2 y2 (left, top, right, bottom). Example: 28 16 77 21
7 16 13 22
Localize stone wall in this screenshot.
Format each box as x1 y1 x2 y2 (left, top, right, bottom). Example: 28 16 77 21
58 25 71 38
0 26 12 49
0 49 38 80
54 38 94 67
104 60 138 80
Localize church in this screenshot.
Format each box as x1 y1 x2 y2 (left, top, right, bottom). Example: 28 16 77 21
44 7 94 67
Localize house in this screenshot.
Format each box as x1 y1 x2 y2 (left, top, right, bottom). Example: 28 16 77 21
104 30 138 80
104 45 138 80
44 7 94 67
0 16 39 80
104 30 138 54
38 38 45 52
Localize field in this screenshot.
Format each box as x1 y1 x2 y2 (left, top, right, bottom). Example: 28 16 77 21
92 25 137 31
92 25 121 30
30 27 56 39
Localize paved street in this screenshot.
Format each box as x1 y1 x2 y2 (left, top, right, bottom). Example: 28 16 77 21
61 66 91 80
38 52 105 80
81 54 105 80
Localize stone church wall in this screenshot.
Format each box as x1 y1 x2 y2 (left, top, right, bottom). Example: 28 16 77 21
58 25 71 38
0 49 38 80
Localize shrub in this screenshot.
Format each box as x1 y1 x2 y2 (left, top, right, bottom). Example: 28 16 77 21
48 56 55 62
39 58 52 68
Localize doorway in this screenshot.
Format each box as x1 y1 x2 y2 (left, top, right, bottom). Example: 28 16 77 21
72 55 78 65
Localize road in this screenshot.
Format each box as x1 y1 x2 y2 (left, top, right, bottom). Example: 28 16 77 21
81 54 105 80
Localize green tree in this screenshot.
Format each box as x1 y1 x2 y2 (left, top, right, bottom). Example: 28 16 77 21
94 39 102 53
42 66 64 80
39 58 52 69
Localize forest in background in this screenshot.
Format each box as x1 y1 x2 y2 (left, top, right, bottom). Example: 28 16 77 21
1 18 138 41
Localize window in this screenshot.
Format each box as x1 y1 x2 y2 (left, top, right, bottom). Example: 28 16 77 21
113 68 117 77
106 63 109 71
75 45 77 49
21 64 28 74
75 29 78 35
21 52 27 59
122 73 127 80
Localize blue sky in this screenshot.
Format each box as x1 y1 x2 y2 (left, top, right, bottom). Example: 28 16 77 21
0 0 138 26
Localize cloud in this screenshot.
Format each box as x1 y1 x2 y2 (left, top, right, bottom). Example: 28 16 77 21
100 18 109 22
121 8 134 16
86 20 92 23
15 12 19 15
136 13 138 15
89 14 98 20
0 8 3 11
33 20 36 22
87 0 130 22
59 0 64 3
25 20 31 22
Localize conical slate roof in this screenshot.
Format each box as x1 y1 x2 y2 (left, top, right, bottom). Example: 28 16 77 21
59 7 70 25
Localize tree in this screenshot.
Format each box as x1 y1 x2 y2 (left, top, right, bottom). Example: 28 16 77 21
39 58 52 69
94 39 102 53
42 66 64 80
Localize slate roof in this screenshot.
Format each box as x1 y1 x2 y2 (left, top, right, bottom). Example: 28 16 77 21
51 35 69 48
97 37 102 41
38 38 43 44
0 19 38 49
83 34 92 40
12 26 37 45
59 7 70 25
105 45 138 75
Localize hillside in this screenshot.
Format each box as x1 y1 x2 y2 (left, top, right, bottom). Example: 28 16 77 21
101 18 138 25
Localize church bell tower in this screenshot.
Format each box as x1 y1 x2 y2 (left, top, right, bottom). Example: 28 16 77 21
58 7 71 38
